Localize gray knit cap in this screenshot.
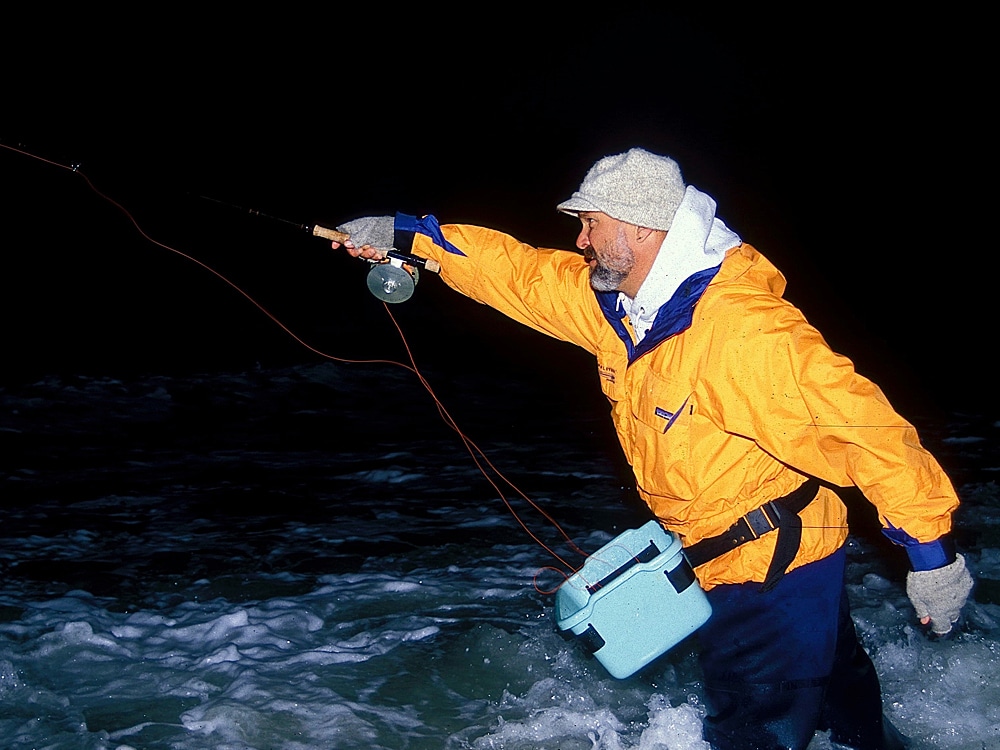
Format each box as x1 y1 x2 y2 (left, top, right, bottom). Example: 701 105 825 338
557 148 686 231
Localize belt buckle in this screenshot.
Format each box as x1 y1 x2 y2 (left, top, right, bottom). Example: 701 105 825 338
745 503 780 538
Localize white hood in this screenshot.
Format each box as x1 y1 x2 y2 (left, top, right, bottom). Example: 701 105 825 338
621 185 741 341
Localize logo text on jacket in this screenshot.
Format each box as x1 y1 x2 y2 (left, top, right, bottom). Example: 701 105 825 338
656 396 691 433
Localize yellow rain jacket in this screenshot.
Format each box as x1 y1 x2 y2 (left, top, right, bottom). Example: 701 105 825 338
397 214 960 589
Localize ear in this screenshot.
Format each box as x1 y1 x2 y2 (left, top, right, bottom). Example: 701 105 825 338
634 226 661 243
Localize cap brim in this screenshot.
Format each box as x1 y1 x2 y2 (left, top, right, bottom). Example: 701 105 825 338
556 194 602 216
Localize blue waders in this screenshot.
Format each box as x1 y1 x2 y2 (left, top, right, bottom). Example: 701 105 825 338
698 547 908 750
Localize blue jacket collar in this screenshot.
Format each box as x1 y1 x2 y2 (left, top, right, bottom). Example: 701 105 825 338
596 265 720 362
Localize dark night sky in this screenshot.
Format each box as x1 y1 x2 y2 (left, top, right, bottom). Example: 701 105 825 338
2 9 994 414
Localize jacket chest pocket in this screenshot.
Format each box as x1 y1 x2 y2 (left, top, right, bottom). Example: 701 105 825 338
627 371 694 494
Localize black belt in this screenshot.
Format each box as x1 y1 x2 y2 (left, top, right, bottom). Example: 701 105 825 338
683 478 821 592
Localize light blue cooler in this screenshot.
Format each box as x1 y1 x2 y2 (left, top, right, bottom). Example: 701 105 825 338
555 520 712 679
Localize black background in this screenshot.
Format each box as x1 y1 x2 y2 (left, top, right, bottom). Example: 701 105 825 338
2 8 993 417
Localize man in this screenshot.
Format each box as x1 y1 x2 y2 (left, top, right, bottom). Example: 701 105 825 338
333 148 973 749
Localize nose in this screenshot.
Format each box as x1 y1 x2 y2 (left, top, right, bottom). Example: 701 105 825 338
576 226 590 251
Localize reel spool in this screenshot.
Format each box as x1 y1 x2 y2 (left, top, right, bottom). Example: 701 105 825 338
366 257 419 303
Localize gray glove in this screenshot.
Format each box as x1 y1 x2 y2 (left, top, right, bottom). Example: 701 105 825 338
336 216 395 250
906 553 974 635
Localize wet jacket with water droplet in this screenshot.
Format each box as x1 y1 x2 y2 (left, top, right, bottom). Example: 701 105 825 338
400 215 959 588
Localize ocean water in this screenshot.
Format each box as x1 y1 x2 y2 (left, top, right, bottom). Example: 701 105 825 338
2 361 999 750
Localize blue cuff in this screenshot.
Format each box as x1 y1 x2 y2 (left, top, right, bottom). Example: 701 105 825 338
882 524 956 571
906 536 955 570
906 537 957 571
395 213 466 256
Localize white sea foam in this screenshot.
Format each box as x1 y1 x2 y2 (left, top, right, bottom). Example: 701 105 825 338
1 367 998 749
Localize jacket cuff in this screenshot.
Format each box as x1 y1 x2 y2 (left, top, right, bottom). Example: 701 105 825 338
395 213 466 256
392 213 416 254
906 535 957 571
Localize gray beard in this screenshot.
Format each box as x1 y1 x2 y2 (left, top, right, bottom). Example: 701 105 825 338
588 227 634 292
589 264 629 292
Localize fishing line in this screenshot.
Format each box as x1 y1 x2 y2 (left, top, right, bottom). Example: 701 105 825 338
381 304 589 574
1 140 588 579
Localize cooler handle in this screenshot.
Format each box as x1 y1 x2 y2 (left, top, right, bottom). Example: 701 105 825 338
586 540 660 594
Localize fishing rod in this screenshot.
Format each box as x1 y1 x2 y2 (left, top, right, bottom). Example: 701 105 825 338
2 139 589 578
194 193 441 304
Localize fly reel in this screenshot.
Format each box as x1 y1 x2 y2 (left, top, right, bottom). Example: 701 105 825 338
364 250 440 304
367 257 419 303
